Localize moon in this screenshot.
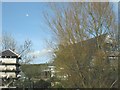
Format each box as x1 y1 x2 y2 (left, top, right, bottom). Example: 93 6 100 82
26 14 29 17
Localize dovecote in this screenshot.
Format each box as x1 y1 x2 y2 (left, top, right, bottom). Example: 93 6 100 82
0 49 21 79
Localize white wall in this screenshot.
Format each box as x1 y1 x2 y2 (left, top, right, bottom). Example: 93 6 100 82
0 65 17 71
0 58 19 78
0 58 17 64
0 72 16 78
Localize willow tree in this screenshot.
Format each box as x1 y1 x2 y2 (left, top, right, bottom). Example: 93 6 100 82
45 2 118 88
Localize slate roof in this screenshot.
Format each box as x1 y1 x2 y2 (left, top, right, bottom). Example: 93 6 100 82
58 34 119 58
107 51 119 57
0 49 21 59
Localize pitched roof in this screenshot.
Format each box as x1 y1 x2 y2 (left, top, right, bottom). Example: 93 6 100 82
108 51 119 57
0 49 21 58
80 34 108 45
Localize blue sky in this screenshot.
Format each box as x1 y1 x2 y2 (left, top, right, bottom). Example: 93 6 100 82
2 2 52 50
2 2 119 64
2 2 55 63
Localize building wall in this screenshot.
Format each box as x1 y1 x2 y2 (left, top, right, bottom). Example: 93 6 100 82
0 65 17 71
0 58 19 79
0 72 16 78
0 58 17 64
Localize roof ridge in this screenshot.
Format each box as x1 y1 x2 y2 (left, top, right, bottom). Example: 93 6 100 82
8 49 21 58
0 49 21 58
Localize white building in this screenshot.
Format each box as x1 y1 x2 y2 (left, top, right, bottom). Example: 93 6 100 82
0 49 21 87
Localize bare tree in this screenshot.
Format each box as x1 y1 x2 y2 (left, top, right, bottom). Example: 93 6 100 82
2 33 17 51
1 32 34 64
45 2 118 88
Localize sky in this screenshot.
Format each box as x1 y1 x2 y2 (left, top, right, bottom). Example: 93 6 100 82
1 0 120 2
1 1 119 64
2 2 55 64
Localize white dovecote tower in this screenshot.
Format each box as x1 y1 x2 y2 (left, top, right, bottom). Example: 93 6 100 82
0 49 21 88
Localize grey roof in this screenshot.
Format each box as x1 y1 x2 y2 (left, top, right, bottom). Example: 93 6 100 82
0 49 21 58
108 51 119 57
81 34 107 45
